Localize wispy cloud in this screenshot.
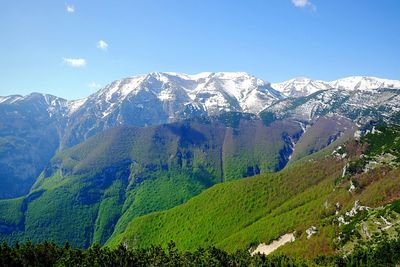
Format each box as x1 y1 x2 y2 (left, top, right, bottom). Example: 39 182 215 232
63 58 86 67
66 4 75 13
97 40 108 51
88 82 102 89
291 0 316 11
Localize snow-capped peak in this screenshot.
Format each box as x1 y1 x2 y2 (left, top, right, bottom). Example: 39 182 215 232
328 76 400 91
85 72 282 116
0 93 68 107
186 72 281 114
272 76 400 97
271 77 331 97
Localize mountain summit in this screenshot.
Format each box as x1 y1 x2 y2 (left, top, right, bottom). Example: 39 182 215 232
82 71 282 117
271 77 331 97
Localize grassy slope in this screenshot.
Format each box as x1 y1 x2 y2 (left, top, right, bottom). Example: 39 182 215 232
107 157 344 253
108 125 400 258
0 116 304 248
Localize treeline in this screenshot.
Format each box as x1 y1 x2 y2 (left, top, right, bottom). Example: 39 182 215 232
1 237 400 267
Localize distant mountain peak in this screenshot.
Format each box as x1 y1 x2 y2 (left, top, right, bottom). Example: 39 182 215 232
272 76 400 97
328 76 400 91
86 71 281 116
271 77 330 97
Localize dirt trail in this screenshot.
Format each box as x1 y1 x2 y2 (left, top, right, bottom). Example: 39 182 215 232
251 233 295 256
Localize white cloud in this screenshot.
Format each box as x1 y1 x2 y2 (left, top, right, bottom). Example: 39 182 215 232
66 4 75 13
88 82 102 89
97 40 109 51
291 0 316 11
63 58 86 67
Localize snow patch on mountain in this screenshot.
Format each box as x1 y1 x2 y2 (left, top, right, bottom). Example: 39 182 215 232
67 98 87 115
0 95 24 104
96 76 146 103
40 94 69 117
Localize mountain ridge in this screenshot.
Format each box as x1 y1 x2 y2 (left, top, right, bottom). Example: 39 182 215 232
2 73 399 125
4 73 400 102
271 75 400 97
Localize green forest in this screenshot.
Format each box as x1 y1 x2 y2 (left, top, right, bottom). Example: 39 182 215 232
2 234 400 267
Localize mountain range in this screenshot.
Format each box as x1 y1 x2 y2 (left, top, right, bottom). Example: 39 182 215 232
1 72 399 200
0 71 400 257
272 76 400 97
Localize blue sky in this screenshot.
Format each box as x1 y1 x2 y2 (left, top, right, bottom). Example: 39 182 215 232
1 0 399 99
